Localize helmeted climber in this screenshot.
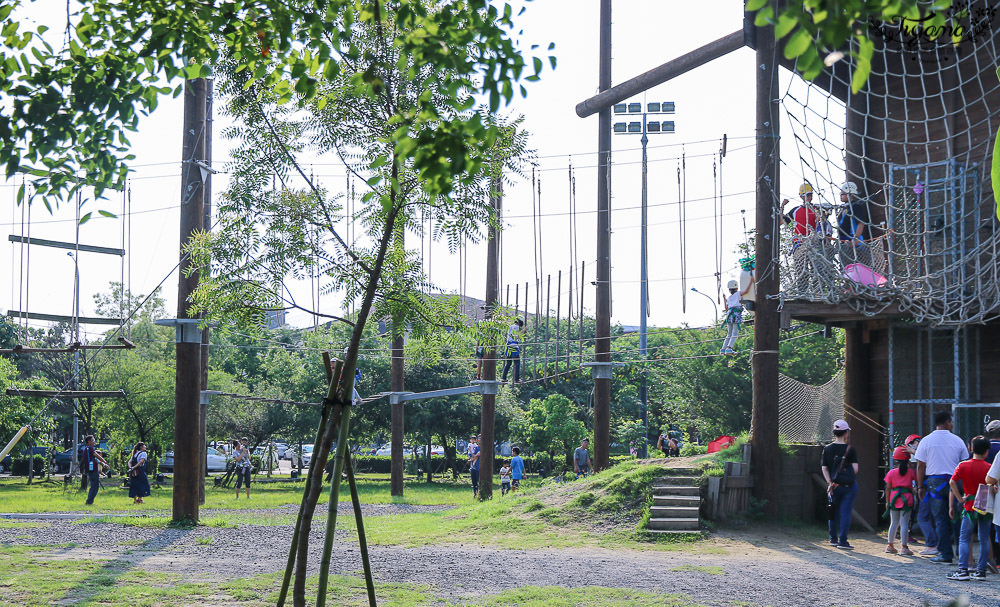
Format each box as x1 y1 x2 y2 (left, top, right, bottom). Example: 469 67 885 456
719 279 743 355
837 181 872 267
782 182 821 293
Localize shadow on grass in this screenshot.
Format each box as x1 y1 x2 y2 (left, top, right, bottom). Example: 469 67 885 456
49 524 192 605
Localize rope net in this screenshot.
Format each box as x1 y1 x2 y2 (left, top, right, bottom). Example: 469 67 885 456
777 6 1000 326
777 369 844 444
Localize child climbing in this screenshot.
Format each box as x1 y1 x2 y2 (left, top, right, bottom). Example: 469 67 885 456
720 280 743 355
884 445 917 555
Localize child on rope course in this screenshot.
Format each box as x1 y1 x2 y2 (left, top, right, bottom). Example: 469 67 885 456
719 280 742 355
781 182 819 293
884 445 917 555
837 181 872 268
501 319 524 383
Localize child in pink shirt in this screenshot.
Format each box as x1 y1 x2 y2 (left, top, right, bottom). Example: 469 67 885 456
883 446 917 555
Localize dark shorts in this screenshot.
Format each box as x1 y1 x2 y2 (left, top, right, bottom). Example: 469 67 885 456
577 466 589 475
512 478 520 489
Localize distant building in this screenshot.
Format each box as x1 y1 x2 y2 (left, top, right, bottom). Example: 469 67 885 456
264 309 286 330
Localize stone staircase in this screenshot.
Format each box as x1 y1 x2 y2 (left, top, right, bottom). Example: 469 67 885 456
647 467 701 533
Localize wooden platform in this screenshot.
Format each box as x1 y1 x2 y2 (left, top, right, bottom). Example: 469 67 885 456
781 300 906 327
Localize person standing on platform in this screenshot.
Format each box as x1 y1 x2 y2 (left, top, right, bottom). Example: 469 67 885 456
837 181 871 267
501 319 524 384
915 411 970 565
782 182 819 292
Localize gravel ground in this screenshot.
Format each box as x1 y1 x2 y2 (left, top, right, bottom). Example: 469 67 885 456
2 510 998 606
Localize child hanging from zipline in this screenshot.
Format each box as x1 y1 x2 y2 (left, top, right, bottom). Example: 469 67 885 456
719 279 744 355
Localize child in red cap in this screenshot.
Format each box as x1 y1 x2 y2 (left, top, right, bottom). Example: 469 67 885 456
884 445 917 555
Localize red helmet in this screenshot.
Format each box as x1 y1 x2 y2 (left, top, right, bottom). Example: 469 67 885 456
904 434 921 446
892 446 910 461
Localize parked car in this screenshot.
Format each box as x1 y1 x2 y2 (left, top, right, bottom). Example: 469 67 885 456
414 445 445 457
160 447 229 472
53 449 75 473
373 444 413 457
300 444 314 467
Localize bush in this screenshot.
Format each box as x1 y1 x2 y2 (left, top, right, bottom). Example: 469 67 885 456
680 443 708 456
12 455 45 476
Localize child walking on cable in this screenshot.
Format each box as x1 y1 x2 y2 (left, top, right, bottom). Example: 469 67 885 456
720 280 743 355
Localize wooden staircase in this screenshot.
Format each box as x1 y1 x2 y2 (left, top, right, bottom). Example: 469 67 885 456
647 468 701 533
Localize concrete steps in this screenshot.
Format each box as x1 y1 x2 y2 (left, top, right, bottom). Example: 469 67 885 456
646 470 702 533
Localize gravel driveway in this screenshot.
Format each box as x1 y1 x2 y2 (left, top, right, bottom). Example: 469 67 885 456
1 509 996 606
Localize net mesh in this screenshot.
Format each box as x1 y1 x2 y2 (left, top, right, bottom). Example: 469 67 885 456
777 5 1000 326
777 369 844 444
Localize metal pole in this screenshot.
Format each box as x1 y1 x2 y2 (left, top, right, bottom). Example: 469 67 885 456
173 77 207 523
888 323 895 443
71 253 80 476
749 18 781 518
640 113 649 459
593 0 612 471
690 287 719 324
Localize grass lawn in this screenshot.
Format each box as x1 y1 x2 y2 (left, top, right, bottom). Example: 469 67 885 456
0 474 474 514
0 544 707 606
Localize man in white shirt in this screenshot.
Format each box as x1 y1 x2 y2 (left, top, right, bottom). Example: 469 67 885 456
915 410 970 564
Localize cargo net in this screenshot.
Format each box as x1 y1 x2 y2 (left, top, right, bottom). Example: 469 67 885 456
777 370 844 444
777 6 1000 326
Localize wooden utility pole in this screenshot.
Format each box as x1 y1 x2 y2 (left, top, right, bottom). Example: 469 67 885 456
198 78 213 506
173 77 207 523
390 233 405 497
749 20 780 517
593 0 612 470
478 179 501 500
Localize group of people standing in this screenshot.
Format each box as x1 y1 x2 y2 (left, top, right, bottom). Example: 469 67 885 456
79 435 150 506
781 180 873 292
466 434 525 497
822 412 1000 582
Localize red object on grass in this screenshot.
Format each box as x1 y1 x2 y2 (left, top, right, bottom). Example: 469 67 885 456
706 435 736 454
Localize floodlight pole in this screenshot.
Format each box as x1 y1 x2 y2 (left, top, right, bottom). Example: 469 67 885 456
639 117 649 457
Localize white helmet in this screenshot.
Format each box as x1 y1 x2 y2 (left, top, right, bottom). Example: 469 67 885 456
727 279 738 290
841 181 859 195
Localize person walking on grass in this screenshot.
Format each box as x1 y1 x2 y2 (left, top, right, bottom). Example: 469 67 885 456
916 410 969 565
127 442 151 505
821 420 858 550
884 446 917 555
946 436 993 581
467 435 481 498
234 437 252 499
81 435 109 506
510 447 524 492
499 460 512 496
574 438 591 479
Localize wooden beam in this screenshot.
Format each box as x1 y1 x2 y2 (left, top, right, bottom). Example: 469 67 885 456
7 235 125 256
5 389 126 398
6 311 123 325
576 30 746 118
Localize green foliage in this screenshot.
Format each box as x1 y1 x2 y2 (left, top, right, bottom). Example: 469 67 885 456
0 0 550 207
679 443 708 456
747 1 958 91
512 394 588 470
11 454 45 476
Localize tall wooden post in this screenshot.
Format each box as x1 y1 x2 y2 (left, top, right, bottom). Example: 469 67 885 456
390 233 405 497
173 78 207 523
749 20 781 517
593 0 612 470
479 178 501 500
198 78 213 506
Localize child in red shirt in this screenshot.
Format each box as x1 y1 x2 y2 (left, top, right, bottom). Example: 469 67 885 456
946 436 992 581
884 446 917 555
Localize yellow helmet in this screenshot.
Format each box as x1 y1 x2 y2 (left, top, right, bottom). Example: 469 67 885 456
798 182 814 196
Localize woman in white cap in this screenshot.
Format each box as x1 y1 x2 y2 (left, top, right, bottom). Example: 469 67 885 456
821 419 859 549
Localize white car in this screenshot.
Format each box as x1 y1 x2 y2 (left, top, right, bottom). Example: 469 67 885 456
300 444 314 467
160 447 229 472
374 444 413 457
414 445 445 457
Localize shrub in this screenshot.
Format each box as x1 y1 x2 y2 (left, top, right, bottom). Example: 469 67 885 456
680 443 708 456
12 455 45 476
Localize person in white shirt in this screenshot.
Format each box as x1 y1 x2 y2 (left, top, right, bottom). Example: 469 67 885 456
719 280 743 355
915 411 970 564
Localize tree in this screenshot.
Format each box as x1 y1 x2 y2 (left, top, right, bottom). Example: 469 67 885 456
513 394 586 473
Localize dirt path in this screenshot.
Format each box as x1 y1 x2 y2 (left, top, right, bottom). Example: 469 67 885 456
2 512 996 606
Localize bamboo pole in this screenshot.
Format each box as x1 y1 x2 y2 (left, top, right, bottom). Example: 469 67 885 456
316 400 354 606
346 456 376 607
277 352 336 607
556 270 562 376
